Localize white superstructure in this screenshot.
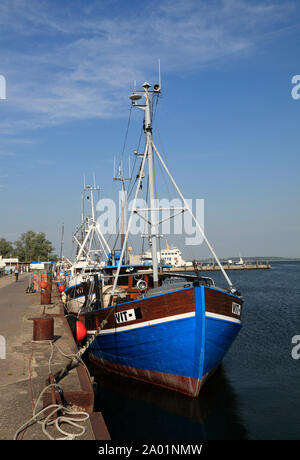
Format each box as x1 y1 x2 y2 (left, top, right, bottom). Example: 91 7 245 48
141 241 193 267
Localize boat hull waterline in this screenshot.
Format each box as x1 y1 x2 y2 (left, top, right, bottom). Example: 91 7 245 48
84 285 242 397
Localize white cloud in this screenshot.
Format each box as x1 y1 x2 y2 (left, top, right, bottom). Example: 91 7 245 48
0 0 296 134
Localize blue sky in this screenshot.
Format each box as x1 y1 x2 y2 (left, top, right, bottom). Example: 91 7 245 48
0 0 299 259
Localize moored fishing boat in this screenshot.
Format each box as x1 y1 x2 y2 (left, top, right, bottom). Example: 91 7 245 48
79 80 243 397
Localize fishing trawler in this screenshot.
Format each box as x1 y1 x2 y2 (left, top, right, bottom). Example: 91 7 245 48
79 80 243 398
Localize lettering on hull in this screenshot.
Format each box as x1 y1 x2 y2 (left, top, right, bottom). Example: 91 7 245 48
232 302 241 316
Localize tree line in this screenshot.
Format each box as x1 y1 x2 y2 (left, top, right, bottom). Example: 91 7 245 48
0 231 58 262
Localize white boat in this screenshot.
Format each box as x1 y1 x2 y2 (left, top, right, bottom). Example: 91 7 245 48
226 255 244 266
235 254 244 265
140 240 193 267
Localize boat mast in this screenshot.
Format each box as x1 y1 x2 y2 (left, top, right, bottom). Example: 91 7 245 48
74 183 111 264
113 161 131 264
143 82 159 287
81 174 86 242
60 222 64 261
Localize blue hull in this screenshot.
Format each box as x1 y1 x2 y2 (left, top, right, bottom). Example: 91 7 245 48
88 286 242 397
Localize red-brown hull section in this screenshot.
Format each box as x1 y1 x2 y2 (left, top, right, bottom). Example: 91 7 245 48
89 352 213 398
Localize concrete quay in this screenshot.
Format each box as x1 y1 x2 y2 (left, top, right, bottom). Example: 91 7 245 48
0 273 110 440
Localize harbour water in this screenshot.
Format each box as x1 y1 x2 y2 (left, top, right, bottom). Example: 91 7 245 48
93 262 300 440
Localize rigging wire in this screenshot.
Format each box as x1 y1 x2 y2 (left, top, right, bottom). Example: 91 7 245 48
118 103 132 171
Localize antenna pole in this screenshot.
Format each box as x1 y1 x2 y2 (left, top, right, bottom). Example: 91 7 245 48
158 59 161 89
60 223 64 261
90 187 95 222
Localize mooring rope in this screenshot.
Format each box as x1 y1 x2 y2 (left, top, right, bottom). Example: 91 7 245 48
53 312 111 383
14 383 90 441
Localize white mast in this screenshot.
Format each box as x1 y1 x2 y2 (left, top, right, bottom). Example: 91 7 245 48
113 160 131 264
142 82 159 286
60 223 64 261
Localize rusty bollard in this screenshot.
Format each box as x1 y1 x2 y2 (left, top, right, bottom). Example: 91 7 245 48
28 316 54 342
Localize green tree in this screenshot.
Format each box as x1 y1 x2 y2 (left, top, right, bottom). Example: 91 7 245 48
14 231 55 262
0 238 15 258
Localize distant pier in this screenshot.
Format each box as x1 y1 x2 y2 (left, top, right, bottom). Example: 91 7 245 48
162 262 271 273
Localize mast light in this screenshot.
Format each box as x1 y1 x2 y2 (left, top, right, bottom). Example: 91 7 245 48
142 81 151 90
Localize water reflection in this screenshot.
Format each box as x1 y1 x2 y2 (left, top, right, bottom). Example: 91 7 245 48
90 365 248 440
